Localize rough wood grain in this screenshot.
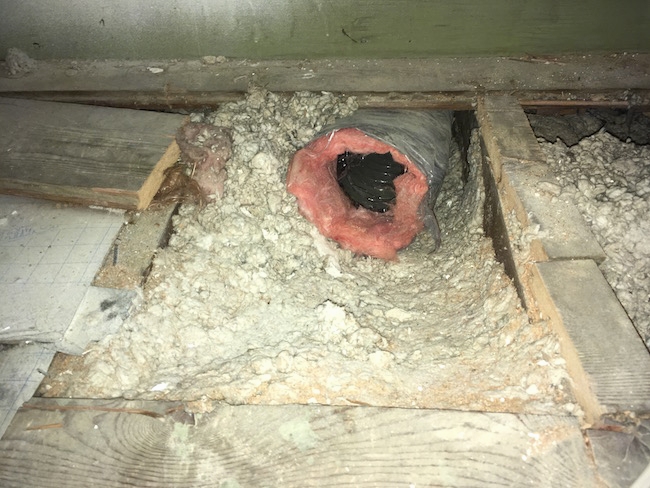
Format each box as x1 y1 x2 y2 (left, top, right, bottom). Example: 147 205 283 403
478 94 546 164
4 90 647 114
0 399 596 487
93 203 178 289
533 260 650 421
0 98 184 209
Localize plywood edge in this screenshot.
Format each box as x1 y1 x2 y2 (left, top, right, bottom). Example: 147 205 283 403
0 180 140 209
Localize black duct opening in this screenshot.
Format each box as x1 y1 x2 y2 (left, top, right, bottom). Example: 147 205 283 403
335 151 405 213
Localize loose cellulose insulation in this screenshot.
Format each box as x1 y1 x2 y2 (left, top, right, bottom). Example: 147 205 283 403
540 131 650 347
41 89 574 416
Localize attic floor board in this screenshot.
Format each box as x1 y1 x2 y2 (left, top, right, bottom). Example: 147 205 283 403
1 63 648 484
0 55 649 111
0 98 185 209
0 398 597 488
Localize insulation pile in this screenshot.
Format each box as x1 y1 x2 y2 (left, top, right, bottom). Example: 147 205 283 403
40 90 572 416
175 123 232 199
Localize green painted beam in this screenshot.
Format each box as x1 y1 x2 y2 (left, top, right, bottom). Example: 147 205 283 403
1 0 648 60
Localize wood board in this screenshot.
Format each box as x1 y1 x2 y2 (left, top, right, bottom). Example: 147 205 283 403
92 202 178 289
0 399 597 487
533 260 650 420
477 94 606 263
1 56 649 100
476 94 650 423
0 98 185 209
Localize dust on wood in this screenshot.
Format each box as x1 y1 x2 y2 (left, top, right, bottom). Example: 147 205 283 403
93 202 178 289
0 398 597 487
0 98 185 209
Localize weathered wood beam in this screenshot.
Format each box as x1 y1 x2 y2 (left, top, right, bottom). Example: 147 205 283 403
0 399 597 487
0 98 185 209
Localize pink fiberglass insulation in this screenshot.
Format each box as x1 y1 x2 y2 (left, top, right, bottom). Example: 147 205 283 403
288 109 453 260
287 128 429 260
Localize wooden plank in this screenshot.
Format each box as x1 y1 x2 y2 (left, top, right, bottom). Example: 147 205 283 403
532 260 650 422
0 399 597 487
475 94 647 424
478 94 546 163
4 90 648 114
477 94 605 263
93 203 178 289
0 91 479 112
480 147 526 305
0 98 185 209
1 56 649 96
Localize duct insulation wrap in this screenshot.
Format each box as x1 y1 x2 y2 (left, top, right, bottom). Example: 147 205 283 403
287 109 453 260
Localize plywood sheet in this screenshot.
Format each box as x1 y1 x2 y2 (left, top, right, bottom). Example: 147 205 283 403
0 195 123 342
0 344 54 439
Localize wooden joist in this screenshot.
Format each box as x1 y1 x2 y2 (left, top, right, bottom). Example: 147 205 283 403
477 94 650 424
1 56 649 112
0 98 185 209
0 399 596 487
